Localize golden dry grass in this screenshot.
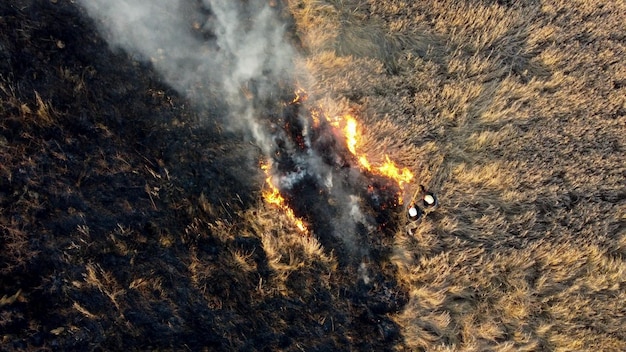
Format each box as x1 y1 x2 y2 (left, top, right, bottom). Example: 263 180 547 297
287 0 626 350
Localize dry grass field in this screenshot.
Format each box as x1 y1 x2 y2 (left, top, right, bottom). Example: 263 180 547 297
1 0 625 351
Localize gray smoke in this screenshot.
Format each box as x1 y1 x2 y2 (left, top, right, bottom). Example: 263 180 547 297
78 0 379 259
78 0 294 153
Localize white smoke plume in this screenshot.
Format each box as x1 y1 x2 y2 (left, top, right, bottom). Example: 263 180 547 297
78 0 294 153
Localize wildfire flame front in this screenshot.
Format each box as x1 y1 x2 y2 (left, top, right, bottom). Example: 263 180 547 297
260 89 414 234
261 161 308 233
338 115 414 193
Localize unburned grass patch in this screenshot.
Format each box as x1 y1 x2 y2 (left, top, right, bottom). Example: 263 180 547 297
294 0 626 350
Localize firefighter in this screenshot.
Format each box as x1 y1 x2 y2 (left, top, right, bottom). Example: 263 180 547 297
408 204 422 221
405 185 438 236
420 184 438 211
405 203 422 235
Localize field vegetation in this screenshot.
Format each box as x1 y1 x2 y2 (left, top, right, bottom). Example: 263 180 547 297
1 0 624 350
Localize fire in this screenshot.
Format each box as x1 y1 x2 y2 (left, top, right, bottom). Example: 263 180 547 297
291 87 308 104
311 108 321 128
377 156 414 188
337 114 414 191
259 89 414 231
261 162 308 233
358 156 371 170
344 115 358 155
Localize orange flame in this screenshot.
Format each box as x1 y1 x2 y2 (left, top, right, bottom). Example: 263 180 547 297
311 108 321 129
291 88 308 104
261 162 308 233
377 156 414 188
261 89 413 225
358 156 371 170
337 114 414 192
344 115 358 155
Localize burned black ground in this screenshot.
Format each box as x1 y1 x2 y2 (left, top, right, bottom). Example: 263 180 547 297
1 1 409 350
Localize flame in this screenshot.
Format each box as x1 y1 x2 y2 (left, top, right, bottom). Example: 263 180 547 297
344 115 358 155
358 156 371 170
377 156 414 188
291 88 308 104
261 162 308 233
311 108 321 129
337 114 414 191
260 89 414 228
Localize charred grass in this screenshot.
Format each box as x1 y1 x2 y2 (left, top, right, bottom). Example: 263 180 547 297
1 0 625 351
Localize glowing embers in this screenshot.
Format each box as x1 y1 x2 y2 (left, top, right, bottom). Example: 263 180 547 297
261 162 308 234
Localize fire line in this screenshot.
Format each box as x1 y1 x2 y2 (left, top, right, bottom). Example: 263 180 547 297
261 161 308 233
337 114 414 193
260 89 414 234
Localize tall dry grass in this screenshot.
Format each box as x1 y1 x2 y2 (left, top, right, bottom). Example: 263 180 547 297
287 0 626 350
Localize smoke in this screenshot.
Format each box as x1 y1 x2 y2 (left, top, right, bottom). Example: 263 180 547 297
78 0 294 153
78 0 396 262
